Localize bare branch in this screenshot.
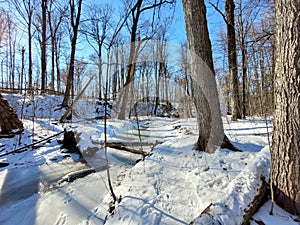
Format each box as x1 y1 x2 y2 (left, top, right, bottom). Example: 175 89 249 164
208 1 228 25
140 0 174 13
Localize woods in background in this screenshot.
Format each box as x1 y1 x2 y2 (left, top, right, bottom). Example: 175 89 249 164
0 0 274 119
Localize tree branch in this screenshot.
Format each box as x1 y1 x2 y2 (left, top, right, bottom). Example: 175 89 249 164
140 0 174 13
208 2 228 25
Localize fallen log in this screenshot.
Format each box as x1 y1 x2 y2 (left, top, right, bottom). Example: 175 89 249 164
105 143 150 157
104 141 162 147
242 177 268 225
190 147 270 225
104 140 163 157
0 134 16 138
0 131 64 157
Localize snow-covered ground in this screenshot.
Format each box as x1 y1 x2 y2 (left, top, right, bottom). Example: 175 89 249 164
0 94 298 225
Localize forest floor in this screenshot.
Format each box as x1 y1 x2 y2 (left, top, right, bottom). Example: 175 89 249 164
0 94 298 225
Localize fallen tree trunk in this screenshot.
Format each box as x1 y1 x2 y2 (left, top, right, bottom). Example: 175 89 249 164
104 141 162 147
105 143 150 157
104 140 163 157
190 147 270 225
241 177 267 225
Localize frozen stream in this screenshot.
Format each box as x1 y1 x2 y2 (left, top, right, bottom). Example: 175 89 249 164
0 117 179 225
0 162 90 208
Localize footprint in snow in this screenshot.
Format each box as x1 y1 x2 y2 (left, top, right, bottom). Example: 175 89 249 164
55 213 68 225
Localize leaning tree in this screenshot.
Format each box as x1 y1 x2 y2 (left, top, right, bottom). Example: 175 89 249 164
271 0 300 216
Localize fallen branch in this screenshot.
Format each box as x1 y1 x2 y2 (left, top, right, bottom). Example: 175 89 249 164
0 131 64 157
105 143 151 157
0 134 17 138
104 141 162 147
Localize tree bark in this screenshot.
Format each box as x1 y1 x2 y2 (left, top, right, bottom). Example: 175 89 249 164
271 0 300 216
0 94 23 135
225 0 241 121
182 0 224 153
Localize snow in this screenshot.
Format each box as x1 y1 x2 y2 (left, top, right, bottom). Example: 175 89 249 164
0 94 298 225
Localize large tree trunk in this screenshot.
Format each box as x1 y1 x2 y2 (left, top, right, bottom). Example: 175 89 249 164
271 0 300 216
0 94 23 135
182 0 224 153
225 0 241 121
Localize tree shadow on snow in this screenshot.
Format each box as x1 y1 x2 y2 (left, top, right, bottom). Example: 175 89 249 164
117 195 188 225
230 141 265 153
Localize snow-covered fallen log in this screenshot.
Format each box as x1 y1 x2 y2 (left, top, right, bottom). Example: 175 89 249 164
190 146 270 225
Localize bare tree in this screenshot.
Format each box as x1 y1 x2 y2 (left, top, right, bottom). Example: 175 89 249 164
6 12 17 90
48 0 67 92
40 0 47 93
10 0 37 93
61 0 83 107
81 3 113 100
179 42 192 118
117 0 174 120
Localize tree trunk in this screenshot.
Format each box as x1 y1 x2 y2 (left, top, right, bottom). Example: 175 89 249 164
0 94 23 135
117 2 140 120
260 46 267 113
55 33 61 93
48 8 55 92
241 38 247 119
41 0 47 93
182 0 224 153
61 0 83 107
225 0 241 121
271 0 300 216
112 49 118 99
98 52 102 100
28 16 33 93
50 32 55 92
